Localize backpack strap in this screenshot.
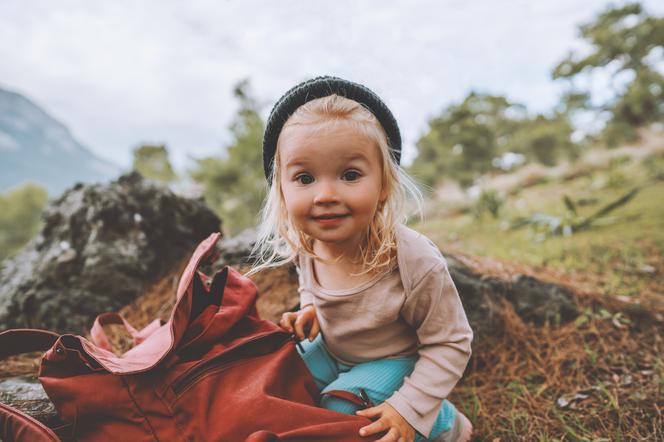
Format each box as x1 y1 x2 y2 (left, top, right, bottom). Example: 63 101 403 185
0 329 62 441
0 329 59 360
0 402 61 441
91 312 141 352
90 313 163 354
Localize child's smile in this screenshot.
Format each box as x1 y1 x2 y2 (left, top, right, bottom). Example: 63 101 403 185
311 213 350 226
278 120 386 258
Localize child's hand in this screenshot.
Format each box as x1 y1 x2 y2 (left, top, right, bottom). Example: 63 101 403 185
356 402 415 442
279 304 320 341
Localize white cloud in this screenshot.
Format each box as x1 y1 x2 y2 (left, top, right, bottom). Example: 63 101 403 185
1 0 663 170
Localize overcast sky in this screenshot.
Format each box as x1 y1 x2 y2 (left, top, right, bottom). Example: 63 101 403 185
2 0 663 171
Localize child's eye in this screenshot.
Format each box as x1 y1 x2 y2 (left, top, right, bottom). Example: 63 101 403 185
342 170 361 181
295 174 314 185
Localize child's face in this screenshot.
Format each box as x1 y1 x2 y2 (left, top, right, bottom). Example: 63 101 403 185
278 120 386 256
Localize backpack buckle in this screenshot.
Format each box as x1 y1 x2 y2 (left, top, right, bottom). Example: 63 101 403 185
359 388 374 408
290 334 305 353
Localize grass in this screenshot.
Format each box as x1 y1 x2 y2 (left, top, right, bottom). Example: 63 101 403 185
415 152 664 301
413 148 664 440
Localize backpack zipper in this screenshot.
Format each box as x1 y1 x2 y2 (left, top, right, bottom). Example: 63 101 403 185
171 330 291 395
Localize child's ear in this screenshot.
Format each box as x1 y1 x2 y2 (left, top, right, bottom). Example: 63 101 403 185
379 188 388 206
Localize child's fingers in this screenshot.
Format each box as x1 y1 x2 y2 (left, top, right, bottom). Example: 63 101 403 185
279 312 296 332
293 314 311 341
307 319 320 341
374 427 399 442
357 415 388 437
356 405 383 419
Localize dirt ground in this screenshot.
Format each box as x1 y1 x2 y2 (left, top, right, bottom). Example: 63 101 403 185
1 252 662 441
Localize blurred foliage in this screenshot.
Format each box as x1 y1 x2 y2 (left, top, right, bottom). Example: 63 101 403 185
604 68 664 144
472 189 504 219
510 115 579 166
510 187 640 241
553 2 664 145
132 144 178 183
641 150 664 180
410 92 577 187
412 2 662 188
415 150 664 288
188 79 266 235
411 93 523 187
0 183 48 260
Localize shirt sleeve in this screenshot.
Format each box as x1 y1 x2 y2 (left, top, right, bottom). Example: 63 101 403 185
384 261 473 437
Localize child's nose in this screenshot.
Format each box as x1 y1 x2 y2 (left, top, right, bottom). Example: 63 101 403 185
313 181 339 205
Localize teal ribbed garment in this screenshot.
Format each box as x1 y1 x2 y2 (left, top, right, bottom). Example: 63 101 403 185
298 335 457 441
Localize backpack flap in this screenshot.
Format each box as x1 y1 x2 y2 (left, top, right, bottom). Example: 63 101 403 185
53 232 224 375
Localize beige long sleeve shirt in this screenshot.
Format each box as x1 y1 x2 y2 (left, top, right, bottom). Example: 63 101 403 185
297 224 473 437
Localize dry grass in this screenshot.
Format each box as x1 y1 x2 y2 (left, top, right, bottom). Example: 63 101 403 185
451 293 663 441
421 243 663 441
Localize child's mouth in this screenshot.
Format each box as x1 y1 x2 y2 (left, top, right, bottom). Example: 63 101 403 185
312 214 349 224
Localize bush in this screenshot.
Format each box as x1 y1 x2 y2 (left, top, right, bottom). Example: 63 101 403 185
472 189 504 219
0 182 48 260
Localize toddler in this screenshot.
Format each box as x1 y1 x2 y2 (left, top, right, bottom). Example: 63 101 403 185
251 76 473 442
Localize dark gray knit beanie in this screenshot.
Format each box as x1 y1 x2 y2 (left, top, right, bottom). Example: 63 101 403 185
262 75 402 181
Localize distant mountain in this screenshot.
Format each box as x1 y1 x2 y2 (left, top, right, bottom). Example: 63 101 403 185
0 86 122 196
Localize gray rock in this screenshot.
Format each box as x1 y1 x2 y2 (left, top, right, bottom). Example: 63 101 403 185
445 256 578 337
214 226 259 268
0 376 61 429
0 172 221 333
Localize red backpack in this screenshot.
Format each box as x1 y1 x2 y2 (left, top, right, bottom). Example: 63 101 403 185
0 232 378 441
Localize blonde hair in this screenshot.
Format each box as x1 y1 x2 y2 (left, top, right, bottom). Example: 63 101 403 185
247 94 422 276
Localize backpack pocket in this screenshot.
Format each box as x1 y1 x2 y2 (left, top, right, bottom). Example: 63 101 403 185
169 330 292 397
